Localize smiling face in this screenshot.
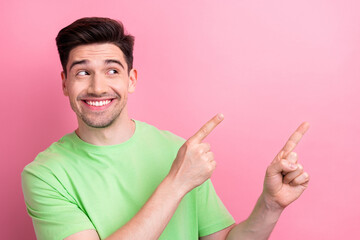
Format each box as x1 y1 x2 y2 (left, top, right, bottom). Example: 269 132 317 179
61 43 137 129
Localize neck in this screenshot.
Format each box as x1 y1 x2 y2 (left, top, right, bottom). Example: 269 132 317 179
75 111 135 146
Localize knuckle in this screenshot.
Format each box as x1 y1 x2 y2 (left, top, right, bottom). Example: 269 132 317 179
303 172 309 180
280 159 288 167
297 163 303 170
289 152 298 160
198 147 204 155
278 151 285 160
200 127 208 136
201 154 208 162
200 143 210 153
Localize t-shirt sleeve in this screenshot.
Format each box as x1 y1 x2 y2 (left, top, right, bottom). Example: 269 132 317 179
21 165 95 240
197 179 235 237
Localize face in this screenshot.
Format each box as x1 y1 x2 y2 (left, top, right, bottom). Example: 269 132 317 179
61 43 137 128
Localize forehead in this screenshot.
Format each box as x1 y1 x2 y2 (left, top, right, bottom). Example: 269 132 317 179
68 43 126 68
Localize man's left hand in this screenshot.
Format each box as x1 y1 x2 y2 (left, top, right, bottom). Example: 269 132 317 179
263 122 310 210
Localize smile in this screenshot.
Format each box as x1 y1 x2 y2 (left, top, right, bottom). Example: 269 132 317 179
85 100 112 107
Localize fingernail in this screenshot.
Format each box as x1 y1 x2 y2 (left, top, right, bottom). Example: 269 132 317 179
217 113 224 120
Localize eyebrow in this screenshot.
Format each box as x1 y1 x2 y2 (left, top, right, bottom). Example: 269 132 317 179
68 59 125 71
105 59 124 69
69 60 88 71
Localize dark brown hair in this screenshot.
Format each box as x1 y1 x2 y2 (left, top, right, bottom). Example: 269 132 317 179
56 17 134 77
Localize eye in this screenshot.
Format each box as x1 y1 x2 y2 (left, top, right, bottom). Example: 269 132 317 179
108 69 118 75
76 70 89 76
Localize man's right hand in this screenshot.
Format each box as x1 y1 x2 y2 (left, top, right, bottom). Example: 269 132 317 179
167 113 224 194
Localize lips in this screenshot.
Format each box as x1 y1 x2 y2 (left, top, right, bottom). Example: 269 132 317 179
81 98 115 110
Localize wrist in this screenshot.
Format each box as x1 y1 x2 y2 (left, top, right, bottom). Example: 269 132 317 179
162 174 188 200
259 192 285 215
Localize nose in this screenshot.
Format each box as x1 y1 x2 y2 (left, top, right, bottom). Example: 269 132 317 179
88 73 107 95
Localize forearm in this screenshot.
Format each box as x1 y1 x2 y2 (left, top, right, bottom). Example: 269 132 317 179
226 193 283 240
105 175 186 240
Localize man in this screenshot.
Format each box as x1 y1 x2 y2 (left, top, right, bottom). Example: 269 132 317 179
22 17 310 240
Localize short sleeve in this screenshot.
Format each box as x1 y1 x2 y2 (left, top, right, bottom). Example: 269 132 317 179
21 165 95 240
197 179 235 237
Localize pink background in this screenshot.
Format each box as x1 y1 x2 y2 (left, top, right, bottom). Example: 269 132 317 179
1 0 359 239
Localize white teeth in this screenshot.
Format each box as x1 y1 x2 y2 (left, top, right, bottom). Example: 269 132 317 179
86 100 111 107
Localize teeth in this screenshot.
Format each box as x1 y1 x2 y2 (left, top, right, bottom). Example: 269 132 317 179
86 100 111 106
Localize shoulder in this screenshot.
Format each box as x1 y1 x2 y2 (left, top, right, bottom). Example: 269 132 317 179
135 120 185 147
21 132 84 209
22 132 76 179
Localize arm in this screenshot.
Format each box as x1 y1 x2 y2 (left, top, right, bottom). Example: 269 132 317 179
224 194 283 240
201 122 310 240
66 114 225 240
227 122 310 240
107 176 187 240
66 176 186 240
200 193 283 240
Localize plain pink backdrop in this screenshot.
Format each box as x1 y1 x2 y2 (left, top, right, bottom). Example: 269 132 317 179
1 0 359 239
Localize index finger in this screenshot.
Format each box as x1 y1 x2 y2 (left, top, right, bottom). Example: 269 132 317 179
187 113 224 144
280 122 310 158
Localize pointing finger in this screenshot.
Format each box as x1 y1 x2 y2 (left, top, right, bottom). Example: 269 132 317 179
280 122 310 158
188 113 224 144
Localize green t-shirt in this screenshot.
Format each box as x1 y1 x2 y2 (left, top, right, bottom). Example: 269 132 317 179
22 120 235 240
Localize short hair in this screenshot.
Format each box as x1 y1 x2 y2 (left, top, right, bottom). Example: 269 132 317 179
56 17 134 77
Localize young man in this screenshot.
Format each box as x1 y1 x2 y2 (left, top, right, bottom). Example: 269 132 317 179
22 17 310 240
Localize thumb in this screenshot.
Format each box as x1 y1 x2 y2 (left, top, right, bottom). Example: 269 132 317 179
266 159 298 177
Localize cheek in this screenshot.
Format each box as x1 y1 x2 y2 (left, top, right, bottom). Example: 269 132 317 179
110 81 129 93
66 84 83 100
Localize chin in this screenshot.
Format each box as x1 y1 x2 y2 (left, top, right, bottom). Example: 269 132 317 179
81 117 117 129
79 111 122 129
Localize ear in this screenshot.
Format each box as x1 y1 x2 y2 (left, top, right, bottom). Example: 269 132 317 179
128 68 137 93
61 71 69 96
